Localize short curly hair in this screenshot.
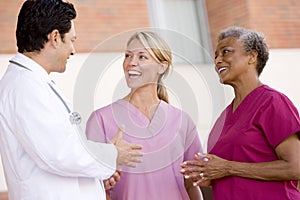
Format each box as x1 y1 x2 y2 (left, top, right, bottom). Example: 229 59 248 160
218 26 269 76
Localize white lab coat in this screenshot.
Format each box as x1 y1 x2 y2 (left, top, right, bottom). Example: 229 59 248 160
0 53 117 200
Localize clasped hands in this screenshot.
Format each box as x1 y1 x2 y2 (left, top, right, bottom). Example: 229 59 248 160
180 153 230 187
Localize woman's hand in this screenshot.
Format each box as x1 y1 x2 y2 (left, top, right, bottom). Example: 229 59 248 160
180 153 231 186
111 128 143 168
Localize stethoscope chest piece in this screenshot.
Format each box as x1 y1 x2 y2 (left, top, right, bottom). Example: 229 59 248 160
70 112 82 125
10 60 83 126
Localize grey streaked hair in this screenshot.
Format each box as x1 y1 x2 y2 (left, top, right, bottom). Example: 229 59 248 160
218 26 269 76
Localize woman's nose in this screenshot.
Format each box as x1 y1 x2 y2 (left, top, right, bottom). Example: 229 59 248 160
214 54 222 64
128 56 138 66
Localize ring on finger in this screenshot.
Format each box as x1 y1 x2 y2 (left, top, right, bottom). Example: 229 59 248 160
199 172 204 178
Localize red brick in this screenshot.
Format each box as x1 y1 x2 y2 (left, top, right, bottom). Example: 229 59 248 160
206 0 300 49
1 0 299 53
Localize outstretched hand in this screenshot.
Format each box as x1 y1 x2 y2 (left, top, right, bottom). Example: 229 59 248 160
111 127 143 168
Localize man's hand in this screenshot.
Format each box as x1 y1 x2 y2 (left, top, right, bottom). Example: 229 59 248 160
111 127 143 167
104 170 122 190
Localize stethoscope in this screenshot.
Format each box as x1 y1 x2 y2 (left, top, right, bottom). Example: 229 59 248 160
9 60 82 125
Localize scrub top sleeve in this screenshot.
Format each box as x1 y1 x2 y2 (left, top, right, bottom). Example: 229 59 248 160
86 111 107 143
12 78 116 179
258 94 300 148
183 113 202 160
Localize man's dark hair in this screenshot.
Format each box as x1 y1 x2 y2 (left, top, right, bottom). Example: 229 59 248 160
16 0 76 53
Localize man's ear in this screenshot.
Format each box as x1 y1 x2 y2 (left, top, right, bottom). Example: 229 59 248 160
48 29 60 48
158 61 168 74
249 50 258 64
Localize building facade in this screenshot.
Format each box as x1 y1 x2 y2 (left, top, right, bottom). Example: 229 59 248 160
1 0 299 54
0 0 300 196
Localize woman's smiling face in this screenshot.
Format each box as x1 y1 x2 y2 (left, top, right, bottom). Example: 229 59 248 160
214 37 251 85
123 38 164 89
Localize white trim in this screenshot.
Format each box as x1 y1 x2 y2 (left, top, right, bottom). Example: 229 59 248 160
196 0 214 62
147 0 213 64
147 0 167 28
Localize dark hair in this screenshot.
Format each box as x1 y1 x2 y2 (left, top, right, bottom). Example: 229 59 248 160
16 0 76 53
218 26 269 76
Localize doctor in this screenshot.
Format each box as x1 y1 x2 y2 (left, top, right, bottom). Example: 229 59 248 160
0 0 142 200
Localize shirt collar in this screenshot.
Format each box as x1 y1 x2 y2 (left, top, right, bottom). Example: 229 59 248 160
11 52 54 84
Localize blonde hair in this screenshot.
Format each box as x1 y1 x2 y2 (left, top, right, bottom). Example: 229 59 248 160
127 31 172 103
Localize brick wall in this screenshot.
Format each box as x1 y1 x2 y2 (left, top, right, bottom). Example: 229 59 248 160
73 0 149 52
0 1 22 53
206 0 300 49
0 192 8 200
0 0 150 54
1 0 299 53
247 0 300 48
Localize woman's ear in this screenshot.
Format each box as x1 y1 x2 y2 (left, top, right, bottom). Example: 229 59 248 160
249 50 258 64
158 61 168 74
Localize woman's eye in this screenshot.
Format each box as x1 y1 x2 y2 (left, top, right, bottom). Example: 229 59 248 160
139 55 147 59
125 54 131 58
222 49 231 55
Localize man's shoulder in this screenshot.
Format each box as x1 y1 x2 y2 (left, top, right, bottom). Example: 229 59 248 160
0 66 48 103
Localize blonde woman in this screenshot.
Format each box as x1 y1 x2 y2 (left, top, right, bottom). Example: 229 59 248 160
86 31 203 200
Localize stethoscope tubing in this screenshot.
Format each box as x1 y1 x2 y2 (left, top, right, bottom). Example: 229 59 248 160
9 60 81 125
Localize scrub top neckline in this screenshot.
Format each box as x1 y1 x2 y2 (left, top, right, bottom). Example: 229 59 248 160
227 84 266 122
112 99 169 139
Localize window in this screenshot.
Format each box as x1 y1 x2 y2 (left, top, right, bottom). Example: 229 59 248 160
147 0 213 64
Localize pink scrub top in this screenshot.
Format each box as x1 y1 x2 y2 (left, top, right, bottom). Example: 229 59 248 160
86 100 202 200
208 85 300 200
